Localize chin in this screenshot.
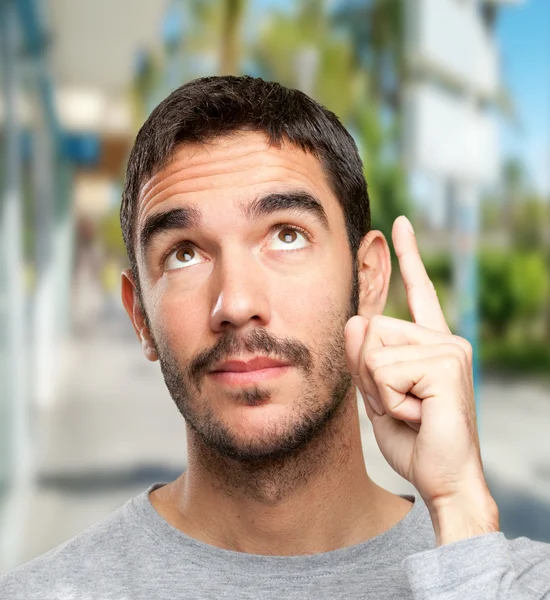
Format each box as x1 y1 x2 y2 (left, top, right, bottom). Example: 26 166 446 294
222 402 299 444
194 397 337 463
206 426 311 462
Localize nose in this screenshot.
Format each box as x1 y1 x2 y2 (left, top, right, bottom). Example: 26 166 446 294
209 248 271 333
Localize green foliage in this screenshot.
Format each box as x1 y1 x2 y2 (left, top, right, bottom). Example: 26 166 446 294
509 252 549 318
254 4 359 121
480 156 550 374
512 195 550 251
481 340 550 377
479 249 549 337
367 160 409 245
332 0 404 110
479 250 513 334
422 252 452 284
357 104 409 245
503 157 525 193
315 41 358 120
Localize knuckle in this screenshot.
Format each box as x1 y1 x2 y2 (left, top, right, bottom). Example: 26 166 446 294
364 348 382 371
386 404 401 419
451 335 473 361
371 364 389 386
403 280 415 294
445 342 463 357
382 392 400 416
462 340 473 361
440 353 462 375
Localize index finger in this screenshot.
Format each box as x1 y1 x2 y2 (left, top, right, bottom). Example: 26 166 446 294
392 216 450 333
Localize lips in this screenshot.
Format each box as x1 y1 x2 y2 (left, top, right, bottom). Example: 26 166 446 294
212 357 291 373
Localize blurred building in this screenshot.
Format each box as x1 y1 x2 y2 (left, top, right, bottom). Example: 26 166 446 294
0 0 172 568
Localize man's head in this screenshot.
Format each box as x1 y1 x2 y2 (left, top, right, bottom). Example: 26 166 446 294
121 75 391 463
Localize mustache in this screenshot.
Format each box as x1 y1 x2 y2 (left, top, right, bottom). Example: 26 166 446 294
189 327 313 386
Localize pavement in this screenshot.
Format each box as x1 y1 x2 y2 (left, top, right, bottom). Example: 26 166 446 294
7 276 550 569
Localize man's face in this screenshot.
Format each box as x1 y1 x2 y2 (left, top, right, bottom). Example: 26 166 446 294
129 131 358 462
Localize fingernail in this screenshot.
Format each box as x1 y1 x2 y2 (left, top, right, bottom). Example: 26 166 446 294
366 394 383 416
401 215 414 234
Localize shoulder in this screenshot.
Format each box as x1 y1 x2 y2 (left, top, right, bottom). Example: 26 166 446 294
0 499 141 600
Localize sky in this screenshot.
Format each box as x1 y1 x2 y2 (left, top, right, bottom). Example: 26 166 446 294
497 0 550 196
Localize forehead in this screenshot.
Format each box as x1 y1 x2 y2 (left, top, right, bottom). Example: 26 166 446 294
136 131 340 224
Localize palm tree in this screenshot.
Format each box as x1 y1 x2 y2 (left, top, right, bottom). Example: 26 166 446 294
332 0 405 111
220 0 246 75
253 0 360 123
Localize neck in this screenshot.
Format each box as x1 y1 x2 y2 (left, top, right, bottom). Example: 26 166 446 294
150 392 412 555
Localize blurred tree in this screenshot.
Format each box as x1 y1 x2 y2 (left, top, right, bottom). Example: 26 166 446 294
479 249 549 339
502 157 524 235
254 0 359 120
512 194 549 251
482 155 550 354
331 0 409 245
332 0 404 111
509 252 549 323
220 0 246 74
131 0 245 123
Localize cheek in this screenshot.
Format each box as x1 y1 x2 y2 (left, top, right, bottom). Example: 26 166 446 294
147 281 206 354
274 262 351 333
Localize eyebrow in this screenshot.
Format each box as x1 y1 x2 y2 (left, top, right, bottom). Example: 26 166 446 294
139 206 202 257
243 191 330 231
139 190 330 258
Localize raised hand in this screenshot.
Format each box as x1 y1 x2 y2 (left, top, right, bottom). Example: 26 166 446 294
344 216 499 545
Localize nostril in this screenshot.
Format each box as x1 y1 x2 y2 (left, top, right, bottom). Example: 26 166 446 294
221 315 261 327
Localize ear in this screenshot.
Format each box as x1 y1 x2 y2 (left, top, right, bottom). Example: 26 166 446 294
121 269 158 362
356 230 392 319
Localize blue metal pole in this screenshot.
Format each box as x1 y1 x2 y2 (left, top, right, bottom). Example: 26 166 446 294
452 181 481 425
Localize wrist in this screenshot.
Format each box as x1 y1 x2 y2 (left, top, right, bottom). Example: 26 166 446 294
427 489 500 547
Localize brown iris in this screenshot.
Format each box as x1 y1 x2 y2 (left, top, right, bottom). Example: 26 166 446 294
279 229 297 243
176 247 195 263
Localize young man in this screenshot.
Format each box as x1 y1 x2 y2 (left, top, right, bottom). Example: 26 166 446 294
1 75 549 599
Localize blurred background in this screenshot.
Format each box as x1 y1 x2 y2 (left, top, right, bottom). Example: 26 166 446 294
1 0 549 572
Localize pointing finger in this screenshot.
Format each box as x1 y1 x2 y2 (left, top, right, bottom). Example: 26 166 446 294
392 216 450 333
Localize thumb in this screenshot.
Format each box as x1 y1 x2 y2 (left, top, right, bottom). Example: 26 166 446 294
344 315 369 383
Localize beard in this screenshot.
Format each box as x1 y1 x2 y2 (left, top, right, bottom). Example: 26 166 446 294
151 263 359 464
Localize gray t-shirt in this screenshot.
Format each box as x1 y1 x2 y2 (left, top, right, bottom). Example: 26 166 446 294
1 482 549 599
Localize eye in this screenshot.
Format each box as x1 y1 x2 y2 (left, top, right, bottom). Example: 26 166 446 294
165 245 205 271
268 226 310 251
